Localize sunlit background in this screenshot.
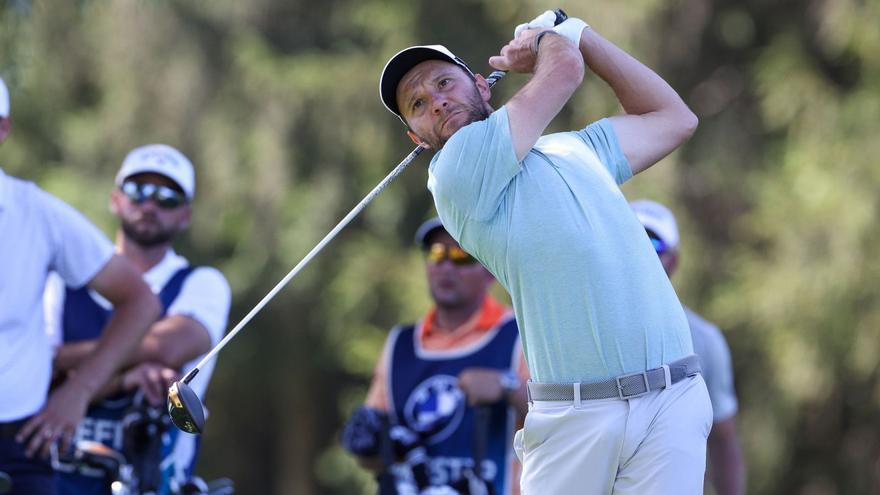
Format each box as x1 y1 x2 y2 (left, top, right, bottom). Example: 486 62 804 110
2 0 879 493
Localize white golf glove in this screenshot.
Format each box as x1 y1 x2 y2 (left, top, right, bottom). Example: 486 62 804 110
513 10 590 46
553 17 590 46
514 10 558 38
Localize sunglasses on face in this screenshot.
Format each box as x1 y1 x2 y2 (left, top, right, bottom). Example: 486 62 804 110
646 231 667 255
426 243 478 266
120 181 187 209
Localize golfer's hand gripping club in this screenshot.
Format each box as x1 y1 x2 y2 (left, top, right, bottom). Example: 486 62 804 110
485 8 568 86
167 8 568 435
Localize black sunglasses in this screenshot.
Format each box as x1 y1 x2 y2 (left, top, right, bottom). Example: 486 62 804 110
426 243 478 266
121 181 187 209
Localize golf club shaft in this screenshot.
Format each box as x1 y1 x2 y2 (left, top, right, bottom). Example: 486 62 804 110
182 145 425 383
182 60 520 384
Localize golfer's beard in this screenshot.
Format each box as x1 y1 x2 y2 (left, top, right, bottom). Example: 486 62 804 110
425 89 490 149
121 219 176 247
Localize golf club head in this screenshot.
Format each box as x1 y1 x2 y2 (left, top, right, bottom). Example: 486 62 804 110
168 381 205 434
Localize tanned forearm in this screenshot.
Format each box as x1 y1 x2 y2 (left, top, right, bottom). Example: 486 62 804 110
68 289 160 396
579 29 693 123
55 315 211 372
577 28 697 173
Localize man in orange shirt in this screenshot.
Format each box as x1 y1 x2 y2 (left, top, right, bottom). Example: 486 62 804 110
343 218 529 495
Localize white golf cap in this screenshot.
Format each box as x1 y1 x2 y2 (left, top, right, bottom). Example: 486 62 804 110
380 45 475 120
115 144 195 201
0 77 9 118
630 199 680 251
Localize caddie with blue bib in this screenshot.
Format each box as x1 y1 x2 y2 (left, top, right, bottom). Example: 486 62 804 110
43 145 231 495
342 218 529 495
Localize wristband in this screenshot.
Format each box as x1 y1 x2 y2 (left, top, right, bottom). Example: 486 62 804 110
532 30 558 55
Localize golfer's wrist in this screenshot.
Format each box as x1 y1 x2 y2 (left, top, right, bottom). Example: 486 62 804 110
532 30 562 56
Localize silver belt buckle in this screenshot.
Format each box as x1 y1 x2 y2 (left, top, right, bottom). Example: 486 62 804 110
616 371 651 400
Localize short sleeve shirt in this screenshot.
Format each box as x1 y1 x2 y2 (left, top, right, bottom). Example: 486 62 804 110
686 307 738 421
427 108 693 383
0 169 114 421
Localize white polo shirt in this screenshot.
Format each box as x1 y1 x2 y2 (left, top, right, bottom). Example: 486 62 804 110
0 168 114 422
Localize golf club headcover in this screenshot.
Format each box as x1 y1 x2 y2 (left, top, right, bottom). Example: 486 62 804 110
341 406 387 456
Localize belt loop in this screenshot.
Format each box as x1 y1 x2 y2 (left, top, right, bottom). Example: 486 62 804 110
573 382 582 408
526 380 533 406
661 364 672 389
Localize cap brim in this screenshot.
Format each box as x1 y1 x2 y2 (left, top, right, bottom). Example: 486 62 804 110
380 46 473 119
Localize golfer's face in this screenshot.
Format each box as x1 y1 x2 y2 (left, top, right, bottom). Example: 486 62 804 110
397 60 488 149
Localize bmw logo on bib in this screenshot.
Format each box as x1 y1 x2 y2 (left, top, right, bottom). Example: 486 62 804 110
403 375 465 444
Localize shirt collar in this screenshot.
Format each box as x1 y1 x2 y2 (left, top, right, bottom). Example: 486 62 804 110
421 294 507 337
142 249 188 291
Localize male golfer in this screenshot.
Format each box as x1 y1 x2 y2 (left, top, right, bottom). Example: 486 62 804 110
379 10 710 493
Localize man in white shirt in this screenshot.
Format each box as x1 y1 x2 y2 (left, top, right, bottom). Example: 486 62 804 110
631 199 746 495
44 144 231 494
0 76 161 495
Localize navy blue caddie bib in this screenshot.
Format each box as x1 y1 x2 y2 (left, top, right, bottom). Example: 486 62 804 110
387 315 520 494
56 266 196 495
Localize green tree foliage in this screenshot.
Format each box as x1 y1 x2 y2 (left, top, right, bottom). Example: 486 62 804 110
1 0 878 493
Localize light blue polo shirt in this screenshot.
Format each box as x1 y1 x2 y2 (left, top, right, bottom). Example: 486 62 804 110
427 107 693 383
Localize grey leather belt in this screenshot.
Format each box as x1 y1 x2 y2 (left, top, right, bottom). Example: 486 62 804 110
527 355 701 401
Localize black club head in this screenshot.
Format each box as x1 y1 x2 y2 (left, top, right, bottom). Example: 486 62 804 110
167 381 205 434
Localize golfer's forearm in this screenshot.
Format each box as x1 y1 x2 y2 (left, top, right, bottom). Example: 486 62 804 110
579 28 693 122
69 294 160 395
508 33 583 160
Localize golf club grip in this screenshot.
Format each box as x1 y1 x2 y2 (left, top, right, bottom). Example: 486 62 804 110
484 9 568 87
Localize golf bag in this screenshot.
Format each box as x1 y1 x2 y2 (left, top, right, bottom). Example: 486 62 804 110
342 406 495 495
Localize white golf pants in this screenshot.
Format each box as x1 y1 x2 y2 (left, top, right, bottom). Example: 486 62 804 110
514 374 712 494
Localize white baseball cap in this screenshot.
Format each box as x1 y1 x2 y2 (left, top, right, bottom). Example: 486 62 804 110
630 199 680 251
0 77 9 118
115 144 195 201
